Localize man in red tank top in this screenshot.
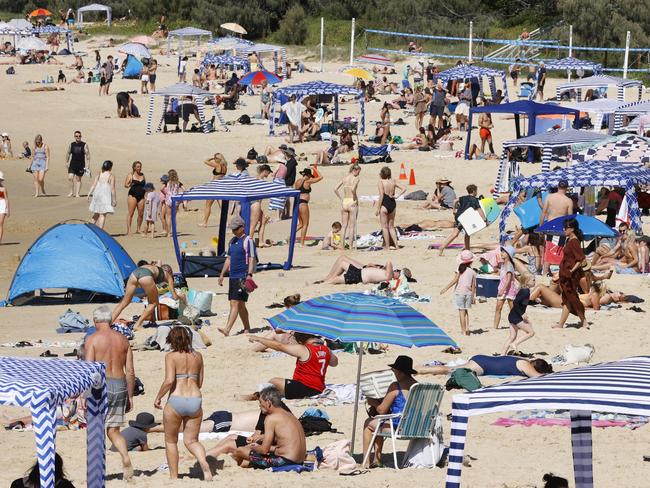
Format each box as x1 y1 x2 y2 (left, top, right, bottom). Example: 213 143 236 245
248 333 338 399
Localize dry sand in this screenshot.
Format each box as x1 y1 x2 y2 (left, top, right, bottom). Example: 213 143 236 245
1 38 650 487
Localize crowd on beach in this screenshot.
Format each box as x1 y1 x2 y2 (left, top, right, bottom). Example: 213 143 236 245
3 20 650 487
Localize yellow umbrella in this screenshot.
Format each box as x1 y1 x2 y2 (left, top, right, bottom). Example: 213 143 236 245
340 66 374 81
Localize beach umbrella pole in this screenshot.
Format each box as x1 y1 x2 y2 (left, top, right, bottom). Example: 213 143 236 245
568 25 573 82
350 342 364 455
468 21 473 63
320 17 324 73
623 31 631 79
349 18 355 67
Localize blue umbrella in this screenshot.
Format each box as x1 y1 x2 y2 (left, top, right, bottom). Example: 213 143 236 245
267 292 457 451
536 214 618 240
238 69 281 86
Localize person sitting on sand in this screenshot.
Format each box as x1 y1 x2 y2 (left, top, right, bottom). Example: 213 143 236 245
418 354 553 378
246 332 337 399
362 355 418 469
420 178 456 210
531 280 630 310
232 386 306 469
317 255 411 285
322 221 344 250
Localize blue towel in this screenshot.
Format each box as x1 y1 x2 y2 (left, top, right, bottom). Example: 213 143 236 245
271 464 314 473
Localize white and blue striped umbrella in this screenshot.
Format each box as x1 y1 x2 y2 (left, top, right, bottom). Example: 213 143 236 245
267 292 457 348
174 174 299 202
502 128 606 149
446 356 650 488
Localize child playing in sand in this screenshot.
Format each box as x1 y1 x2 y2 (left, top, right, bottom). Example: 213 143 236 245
494 245 520 329
440 250 476 336
18 141 31 159
144 183 160 238
322 221 343 250
501 286 534 356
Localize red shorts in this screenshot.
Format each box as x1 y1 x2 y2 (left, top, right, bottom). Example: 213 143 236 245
544 236 565 265
479 127 491 140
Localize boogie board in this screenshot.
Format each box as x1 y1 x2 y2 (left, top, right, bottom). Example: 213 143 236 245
514 192 548 229
458 197 501 236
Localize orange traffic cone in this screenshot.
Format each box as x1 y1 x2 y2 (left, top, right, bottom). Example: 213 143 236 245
399 163 407 180
408 168 416 185
311 165 320 178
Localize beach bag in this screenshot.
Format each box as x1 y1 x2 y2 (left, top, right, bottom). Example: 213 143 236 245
247 147 258 159
404 190 428 201
402 415 445 468
238 114 251 125
300 415 334 436
57 309 90 333
179 304 200 325
445 368 482 391
319 440 357 471
563 344 595 365
6 66 15 75
188 289 213 314
243 277 258 293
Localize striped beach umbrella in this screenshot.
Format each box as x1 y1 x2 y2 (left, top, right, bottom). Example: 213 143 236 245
267 292 456 451
238 69 281 86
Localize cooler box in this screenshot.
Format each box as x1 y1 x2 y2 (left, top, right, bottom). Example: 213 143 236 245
476 275 500 298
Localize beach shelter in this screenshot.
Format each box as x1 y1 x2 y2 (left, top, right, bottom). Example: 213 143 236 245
6 223 136 305
77 4 112 27
236 42 287 78
267 292 457 452
494 128 607 195
543 56 602 75
499 160 650 240
200 53 249 72
0 357 107 488
270 81 364 135
166 26 212 55
436 64 509 103
571 134 650 165
122 54 143 79
9 18 33 31
170 174 300 275
465 101 580 159
146 83 229 134
31 25 75 53
445 356 650 488
562 99 629 134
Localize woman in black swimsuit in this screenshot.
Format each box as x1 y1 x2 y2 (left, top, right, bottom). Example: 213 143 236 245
199 153 227 227
125 161 146 234
293 167 323 246
376 166 406 250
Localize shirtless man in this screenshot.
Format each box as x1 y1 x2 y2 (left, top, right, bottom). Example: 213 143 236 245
85 306 136 481
232 387 306 469
316 255 406 285
539 179 573 274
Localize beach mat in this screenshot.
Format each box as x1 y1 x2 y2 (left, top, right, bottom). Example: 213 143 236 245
428 243 465 249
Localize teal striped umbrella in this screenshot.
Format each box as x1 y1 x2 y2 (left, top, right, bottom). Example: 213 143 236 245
267 292 457 452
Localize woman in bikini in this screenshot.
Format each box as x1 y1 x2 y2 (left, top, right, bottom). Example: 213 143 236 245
250 164 273 247
294 168 323 246
154 327 212 481
111 263 180 330
334 164 361 249
0 171 8 244
125 161 146 234
30 134 49 197
199 153 227 227
379 103 392 145
376 166 406 250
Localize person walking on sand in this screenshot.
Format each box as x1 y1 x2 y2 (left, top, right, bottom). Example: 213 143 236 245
218 216 257 336
125 161 146 235
502 286 534 356
440 250 476 336
281 94 305 144
87 160 116 229
66 130 90 198
153 327 212 481
438 184 487 255
334 164 361 249
0 171 8 244
493 245 519 329
85 306 136 482
294 167 323 246
556 217 587 329
30 134 49 197
377 166 406 250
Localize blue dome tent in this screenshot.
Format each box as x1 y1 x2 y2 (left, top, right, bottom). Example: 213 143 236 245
122 54 143 79
6 223 136 304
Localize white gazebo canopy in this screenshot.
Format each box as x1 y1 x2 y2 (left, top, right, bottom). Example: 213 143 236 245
167 26 212 55
77 3 112 27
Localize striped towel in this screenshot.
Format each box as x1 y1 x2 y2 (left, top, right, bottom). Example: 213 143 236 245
268 177 288 210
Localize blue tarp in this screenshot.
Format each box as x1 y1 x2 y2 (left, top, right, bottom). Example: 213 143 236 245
122 54 143 79
7 223 136 303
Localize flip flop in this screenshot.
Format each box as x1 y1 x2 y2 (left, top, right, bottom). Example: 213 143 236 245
39 350 58 358
340 469 369 476
64 349 78 357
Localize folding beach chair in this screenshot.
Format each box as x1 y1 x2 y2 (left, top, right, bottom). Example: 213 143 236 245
358 144 392 164
518 82 534 99
361 383 444 469
359 369 397 399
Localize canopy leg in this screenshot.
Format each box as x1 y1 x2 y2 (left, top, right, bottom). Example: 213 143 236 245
87 374 107 488
570 410 594 488
349 343 364 454
31 396 57 488
445 400 470 488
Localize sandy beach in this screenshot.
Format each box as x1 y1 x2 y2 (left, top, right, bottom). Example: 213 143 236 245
1 36 650 488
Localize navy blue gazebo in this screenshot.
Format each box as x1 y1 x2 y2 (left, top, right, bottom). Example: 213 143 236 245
170 174 300 276
465 100 581 159
269 81 364 135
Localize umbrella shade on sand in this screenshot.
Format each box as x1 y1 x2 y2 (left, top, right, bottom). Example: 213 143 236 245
29 8 52 17
118 42 151 59
536 214 618 240
130 35 156 46
339 66 374 81
239 70 281 86
220 22 247 35
267 292 457 451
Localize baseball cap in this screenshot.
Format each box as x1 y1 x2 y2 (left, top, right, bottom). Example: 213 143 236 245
558 179 569 188
160 174 169 183
227 216 245 230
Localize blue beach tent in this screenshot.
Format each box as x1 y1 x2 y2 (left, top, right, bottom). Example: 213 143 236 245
7 223 136 304
122 54 143 79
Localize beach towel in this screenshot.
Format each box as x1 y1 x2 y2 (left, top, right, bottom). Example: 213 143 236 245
268 177 288 211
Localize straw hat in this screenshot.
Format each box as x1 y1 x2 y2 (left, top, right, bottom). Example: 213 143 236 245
436 177 451 185
457 250 475 264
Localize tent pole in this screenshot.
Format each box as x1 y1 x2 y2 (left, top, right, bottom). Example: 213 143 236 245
623 31 631 79
464 110 473 159
568 25 573 82
320 17 324 73
171 198 183 268
468 21 473 63
349 18 355 67
285 196 300 270
350 343 364 455
218 200 229 255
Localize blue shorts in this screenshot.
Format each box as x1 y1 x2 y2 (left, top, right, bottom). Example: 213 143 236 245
616 265 639 275
402 79 410 89
31 158 46 172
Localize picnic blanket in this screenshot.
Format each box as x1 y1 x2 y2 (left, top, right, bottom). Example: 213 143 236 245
494 410 649 430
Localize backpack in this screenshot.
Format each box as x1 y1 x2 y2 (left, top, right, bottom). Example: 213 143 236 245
6 66 15 75
299 416 334 436
238 114 251 125
445 368 482 391
246 147 257 159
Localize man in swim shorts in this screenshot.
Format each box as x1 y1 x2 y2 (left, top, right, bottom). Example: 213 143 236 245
318 255 414 285
233 387 306 469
